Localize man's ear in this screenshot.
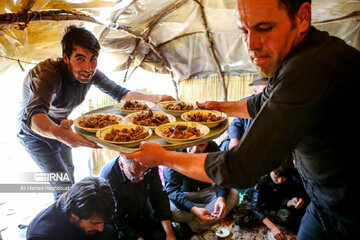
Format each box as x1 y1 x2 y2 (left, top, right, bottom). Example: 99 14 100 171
70 212 80 222
297 2 311 34
63 53 70 64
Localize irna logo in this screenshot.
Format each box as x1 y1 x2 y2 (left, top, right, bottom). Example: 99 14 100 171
34 172 71 182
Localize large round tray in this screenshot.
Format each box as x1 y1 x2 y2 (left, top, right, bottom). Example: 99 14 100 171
74 105 228 153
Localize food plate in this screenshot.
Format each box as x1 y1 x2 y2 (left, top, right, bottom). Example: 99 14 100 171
155 122 210 144
96 124 152 147
215 227 230 238
125 110 176 130
157 101 195 117
115 100 155 115
74 114 124 133
181 110 227 128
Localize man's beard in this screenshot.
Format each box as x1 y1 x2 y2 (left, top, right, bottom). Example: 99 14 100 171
73 219 98 236
67 63 93 83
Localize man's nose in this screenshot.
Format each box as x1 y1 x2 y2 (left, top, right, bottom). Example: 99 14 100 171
247 31 262 51
82 60 92 71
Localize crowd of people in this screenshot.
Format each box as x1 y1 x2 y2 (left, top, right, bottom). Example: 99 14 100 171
20 0 359 239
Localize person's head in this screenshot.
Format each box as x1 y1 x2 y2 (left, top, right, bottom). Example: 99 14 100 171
270 156 294 184
118 155 150 183
61 25 100 83
187 142 209 153
249 74 268 94
236 0 311 77
59 176 115 236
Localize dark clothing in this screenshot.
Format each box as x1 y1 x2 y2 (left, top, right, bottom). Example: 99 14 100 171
227 117 253 141
297 202 328 240
17 58 129 199
220 117 253 151
163 141 229 212
26 202 115 240
220 95 253 151
18 133 74 200
248 169 308 223
204 26 360 239
100 157 171 240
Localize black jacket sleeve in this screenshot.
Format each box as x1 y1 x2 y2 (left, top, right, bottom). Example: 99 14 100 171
163 167 195 212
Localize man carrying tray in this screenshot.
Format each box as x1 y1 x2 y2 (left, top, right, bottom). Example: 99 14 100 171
17 25 174 200
125 0 360 239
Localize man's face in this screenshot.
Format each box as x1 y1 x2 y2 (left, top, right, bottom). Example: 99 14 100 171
270 171 287 184
119 161 150 183
63 45 98 83
70 213 104 236
236 0 305 77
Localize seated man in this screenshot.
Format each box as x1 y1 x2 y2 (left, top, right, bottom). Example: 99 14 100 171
234 158 308 239
26 176 116 240
163 141 239 236
100 155 176 240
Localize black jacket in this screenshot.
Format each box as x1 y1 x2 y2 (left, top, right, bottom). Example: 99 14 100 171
26 201 88 240
247 169 308 221
204 26 360 237
100 157 171 239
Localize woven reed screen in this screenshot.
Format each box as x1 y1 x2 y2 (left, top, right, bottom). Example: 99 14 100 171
90 74 254 175
179 74 253 146
180 74 253 102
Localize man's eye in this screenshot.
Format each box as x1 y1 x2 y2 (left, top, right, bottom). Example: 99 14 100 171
258 26 273 32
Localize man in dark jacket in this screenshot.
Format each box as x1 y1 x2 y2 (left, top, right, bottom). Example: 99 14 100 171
125 0 360 239
100 155 176 240
235 159 308 239
26 176 116 240
163 141 239 234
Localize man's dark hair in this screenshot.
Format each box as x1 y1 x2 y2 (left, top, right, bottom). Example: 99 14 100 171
61 25 100 59
273 155 294 178
278 0 311 23
58 176 115 222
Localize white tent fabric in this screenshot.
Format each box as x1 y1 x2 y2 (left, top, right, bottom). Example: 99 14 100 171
0 0 359 82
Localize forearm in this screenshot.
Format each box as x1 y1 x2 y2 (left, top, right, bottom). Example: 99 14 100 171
223 100 251 118
30 113 60 139
162 151 214 183
161 220 175 237
125 142 213 183
30 113 99 148
262 217 277 231
202 99 251 118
